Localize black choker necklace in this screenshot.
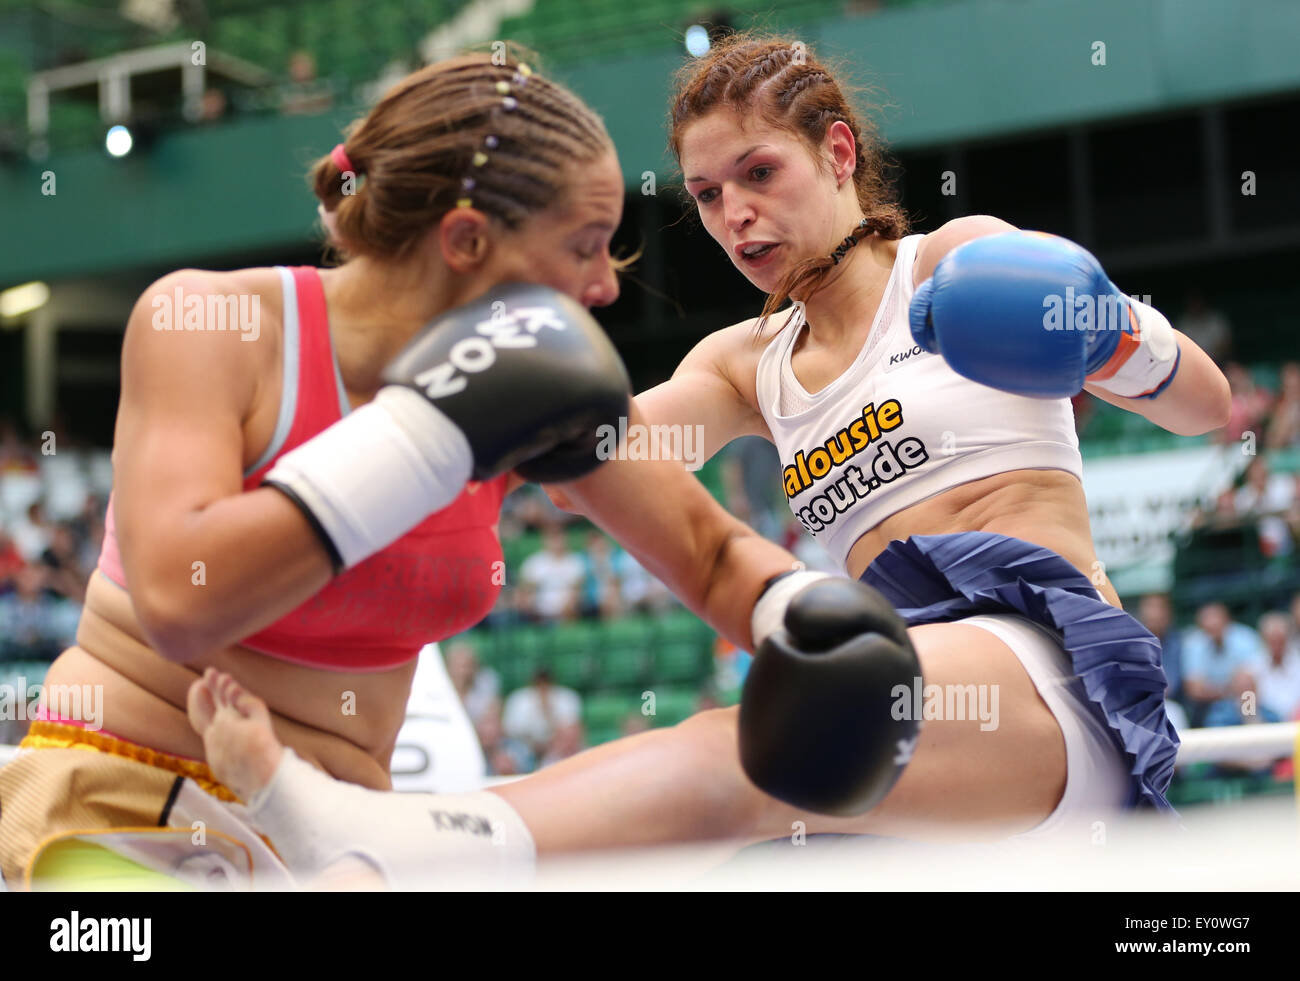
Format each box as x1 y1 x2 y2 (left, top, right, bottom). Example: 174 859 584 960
830 217 871 265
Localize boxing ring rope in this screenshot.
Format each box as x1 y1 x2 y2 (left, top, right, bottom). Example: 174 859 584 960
1 722 1297 771
1174 721 1298 764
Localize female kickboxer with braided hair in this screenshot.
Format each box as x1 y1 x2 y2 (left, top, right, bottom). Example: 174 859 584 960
0 48 865 889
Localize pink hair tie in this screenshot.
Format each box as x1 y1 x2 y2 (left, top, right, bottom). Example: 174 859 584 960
330 143 356 174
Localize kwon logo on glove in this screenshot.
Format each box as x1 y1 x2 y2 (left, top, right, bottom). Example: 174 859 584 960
415 304 568 399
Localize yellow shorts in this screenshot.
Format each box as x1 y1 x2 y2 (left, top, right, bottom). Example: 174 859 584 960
0 722 279 890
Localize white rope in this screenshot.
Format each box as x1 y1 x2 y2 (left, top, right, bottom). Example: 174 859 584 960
1175 721 1298 764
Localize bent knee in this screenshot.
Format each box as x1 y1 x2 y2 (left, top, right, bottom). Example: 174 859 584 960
877 621 1068 831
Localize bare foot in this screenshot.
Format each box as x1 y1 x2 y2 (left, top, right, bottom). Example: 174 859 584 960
187 668 283 803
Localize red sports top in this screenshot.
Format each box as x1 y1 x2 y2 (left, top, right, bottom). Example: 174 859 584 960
97 266 508 672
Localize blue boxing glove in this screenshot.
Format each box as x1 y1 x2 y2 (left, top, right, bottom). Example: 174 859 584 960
909 231 1180 400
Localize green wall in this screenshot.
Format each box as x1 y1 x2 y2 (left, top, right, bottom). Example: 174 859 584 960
4 0 1300 284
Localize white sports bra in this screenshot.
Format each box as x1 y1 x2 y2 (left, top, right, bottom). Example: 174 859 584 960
754 233 1083 570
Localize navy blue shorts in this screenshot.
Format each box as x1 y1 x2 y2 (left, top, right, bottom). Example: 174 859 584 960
859 531 1179 813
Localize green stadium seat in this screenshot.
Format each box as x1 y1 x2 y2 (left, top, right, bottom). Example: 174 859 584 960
502 624 551 658
646 687 698 726
601 616 654 652
586 726 621 747
1271 447 1300 474
651 640 710 684
1249 362 1281 391
502 530 541 571
654 608 711 644
550 647 596 690
456 630 495 664
499 650 542 692
583 691 638 732
550 620 602 657
595 646 650 688
489 625 550 690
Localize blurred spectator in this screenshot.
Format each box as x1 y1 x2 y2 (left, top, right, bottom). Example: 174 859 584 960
1137 592 1184 702
502 667 581 760
1180 602 1266 728
1176 291 1232 366
1214 362 1274 446
39 524 89 603
474 698 534 776
505 498 676 619
518 525 584 621
1188 487 1239 531
695 685 721 714
711 634 752 699
0 530 23 593
444 640 499 727
69 494 106 572
539 720 586 768
778 516 839 574
197 87 228 124
1291 591 1300 641
1255 612 1300 721
620 713 651 737
503 483 577 538
612 546 673 615
10 502 52 562
1233 457 1296 557
1266 362 1300 450
484 584 535 628
0 419 38 473
280 51 334 116
1183 477 1290 569
580 531 623 619
0 565 79 661
720 437 783 539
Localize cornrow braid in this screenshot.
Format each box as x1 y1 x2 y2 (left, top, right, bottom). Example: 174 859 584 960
738 44 793 90
775 70 828 108
311 49 615 261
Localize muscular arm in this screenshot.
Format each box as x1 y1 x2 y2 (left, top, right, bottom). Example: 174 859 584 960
1083 331 1231 436
916 215 1232 436
552 400 796 651
545 320 768 511
635 323 769 467
115 271 335 663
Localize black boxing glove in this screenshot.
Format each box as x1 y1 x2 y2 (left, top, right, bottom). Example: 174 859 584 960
264 283 629 570
381 282 630 481
739 572 922 816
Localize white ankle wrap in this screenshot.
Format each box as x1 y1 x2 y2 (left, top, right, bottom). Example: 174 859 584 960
247 748 535 889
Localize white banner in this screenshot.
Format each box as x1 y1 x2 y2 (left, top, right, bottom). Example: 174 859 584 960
1080 443 1245 573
